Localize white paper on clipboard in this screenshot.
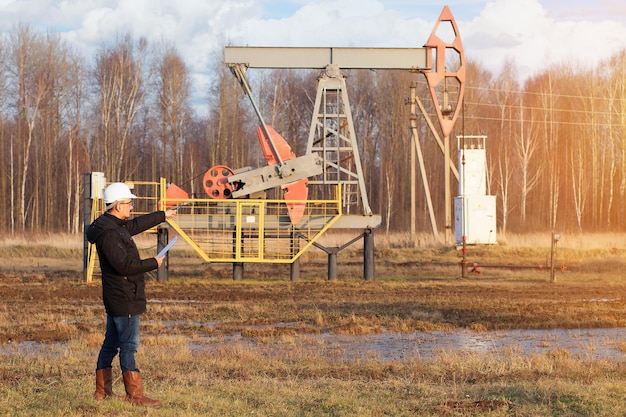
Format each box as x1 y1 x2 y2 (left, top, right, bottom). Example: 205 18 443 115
157 236 178 257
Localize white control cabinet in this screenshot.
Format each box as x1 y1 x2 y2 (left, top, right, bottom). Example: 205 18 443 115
454 194 496 245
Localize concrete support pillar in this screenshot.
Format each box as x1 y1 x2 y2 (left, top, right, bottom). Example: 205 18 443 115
290 258 300 281
233 262 244 280
328 250 338 281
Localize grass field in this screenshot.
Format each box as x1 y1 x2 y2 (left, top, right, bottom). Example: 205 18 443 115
1 232 626 416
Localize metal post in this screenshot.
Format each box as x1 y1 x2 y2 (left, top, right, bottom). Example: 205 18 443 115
364 228 375 281
156 227 168 282
460 235 469 278
233 262 244 280
232 230 244 280
290 229 300 281
328 250 338 280
410 84 416 246
83 173 92 283
444 133 452 245
412 94 440 240
290 259 300 281
550 232 560 283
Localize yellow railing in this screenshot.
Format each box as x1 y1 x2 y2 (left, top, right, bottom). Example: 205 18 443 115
160 178 342 263
88 180 161 218
85 196 105 282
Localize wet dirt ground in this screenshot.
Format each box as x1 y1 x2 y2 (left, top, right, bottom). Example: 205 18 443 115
2 250 626 361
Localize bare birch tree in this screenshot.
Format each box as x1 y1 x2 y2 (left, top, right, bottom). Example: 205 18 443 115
154 42 191 184
489 60 519 232
8 24 50 231
206 55 252 185
63 51 89 233
606 52 626 228
526 69 561 229
0 40 9 231
516 95 543 225
93 34 148 181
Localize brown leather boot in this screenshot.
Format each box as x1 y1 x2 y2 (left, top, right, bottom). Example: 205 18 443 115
94 368 116 400
122 370 162 407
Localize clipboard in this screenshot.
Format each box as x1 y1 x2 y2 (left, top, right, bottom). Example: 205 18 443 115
157 236 178 257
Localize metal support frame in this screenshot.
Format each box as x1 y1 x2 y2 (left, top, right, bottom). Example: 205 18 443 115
408 83 439 240
225 45 426 221
223 46 430 279
306 68 372 215
308 229 374 280
225 8 467 249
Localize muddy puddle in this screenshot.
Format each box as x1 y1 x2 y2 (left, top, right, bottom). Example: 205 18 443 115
6 327 624 362
308 328 626 361
188 327 626 362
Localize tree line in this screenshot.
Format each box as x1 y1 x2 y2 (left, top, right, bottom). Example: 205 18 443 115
1 23 625 236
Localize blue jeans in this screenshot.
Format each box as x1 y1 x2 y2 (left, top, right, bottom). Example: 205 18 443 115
96 314 140 373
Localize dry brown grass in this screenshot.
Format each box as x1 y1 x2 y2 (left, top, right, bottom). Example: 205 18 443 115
4 230 626 255
2 233 626 415
3 329 626 416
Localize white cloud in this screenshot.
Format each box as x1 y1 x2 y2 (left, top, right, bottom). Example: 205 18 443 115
0 0 624 114
461 0 626 79
226 0 433 48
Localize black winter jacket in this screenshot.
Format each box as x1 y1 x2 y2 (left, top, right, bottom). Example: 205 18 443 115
86 211 166 317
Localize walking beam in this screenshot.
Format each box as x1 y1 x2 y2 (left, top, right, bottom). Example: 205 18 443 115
224 46 429 70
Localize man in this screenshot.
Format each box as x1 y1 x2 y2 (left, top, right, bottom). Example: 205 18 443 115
86 182 176 407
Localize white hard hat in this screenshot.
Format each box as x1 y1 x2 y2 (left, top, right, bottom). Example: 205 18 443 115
103 182 137 205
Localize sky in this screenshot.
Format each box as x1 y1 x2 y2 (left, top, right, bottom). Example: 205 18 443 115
0 0 624 115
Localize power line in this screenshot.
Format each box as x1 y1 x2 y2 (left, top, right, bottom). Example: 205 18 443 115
411 79 626 128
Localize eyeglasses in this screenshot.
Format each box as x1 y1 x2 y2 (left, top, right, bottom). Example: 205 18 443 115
119 201 134 206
